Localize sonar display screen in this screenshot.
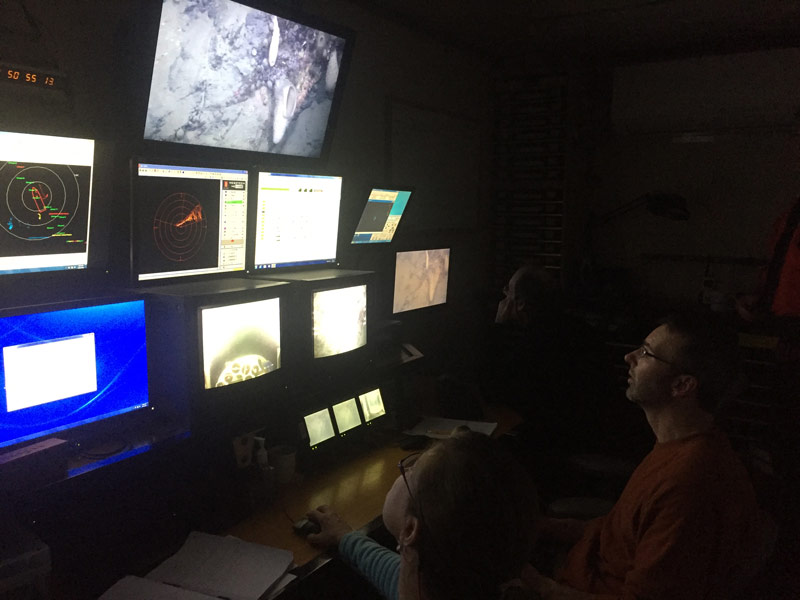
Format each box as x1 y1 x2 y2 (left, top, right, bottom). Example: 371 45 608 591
133 163 248 281
0 131 93 275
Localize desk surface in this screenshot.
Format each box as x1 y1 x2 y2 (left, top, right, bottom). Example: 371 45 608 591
227 443 408 566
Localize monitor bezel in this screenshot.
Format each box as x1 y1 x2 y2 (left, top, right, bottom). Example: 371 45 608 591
131 0 355 166
350 184 416 245
246 168 343 274
129 156 252 285
0 295 154 453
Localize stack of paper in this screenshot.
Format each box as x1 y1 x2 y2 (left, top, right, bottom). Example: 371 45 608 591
404 416 497 439
99 532 295 600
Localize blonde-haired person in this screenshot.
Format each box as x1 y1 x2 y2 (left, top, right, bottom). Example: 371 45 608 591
307 431 541 600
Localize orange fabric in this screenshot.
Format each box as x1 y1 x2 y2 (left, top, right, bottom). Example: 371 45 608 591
558 429 758 600
767 208 800 316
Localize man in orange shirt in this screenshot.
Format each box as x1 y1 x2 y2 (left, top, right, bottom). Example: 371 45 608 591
527 312 760 600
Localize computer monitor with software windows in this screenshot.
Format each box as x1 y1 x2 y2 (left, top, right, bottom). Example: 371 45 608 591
131 161 248 281
0 130 93 276
251 171 341 271
0 298 149 450
351 187 412 244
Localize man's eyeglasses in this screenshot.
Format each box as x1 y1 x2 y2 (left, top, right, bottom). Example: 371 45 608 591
636 345 682 370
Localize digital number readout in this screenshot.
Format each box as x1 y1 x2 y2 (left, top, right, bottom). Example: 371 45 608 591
2 63 62 90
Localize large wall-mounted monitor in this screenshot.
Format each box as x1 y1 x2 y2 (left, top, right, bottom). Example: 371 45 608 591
132 162 248 281
142 0 351 160
351 187 412 244
393 248 450 313
0 299 149 450
0 131 93 276
200 296 281 389
252 171 341 271
312 283 366 358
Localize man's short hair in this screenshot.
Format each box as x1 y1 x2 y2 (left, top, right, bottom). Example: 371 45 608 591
659 312 741 413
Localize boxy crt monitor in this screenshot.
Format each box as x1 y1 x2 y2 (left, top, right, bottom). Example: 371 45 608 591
312 284 366 358
304 407 335 447
351 187 412 244
143 0 350 159
358 388 386 423
252 171 341 270
0 299 149 449
393 248 450 313
132 162 248 281
0 131 93 275
200 296 280 389
332 397 361 435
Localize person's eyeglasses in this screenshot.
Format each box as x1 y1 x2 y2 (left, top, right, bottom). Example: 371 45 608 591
398 451 427 525
636 345 679 368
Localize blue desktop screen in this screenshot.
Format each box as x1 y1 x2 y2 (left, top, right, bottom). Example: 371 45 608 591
0 300 149 449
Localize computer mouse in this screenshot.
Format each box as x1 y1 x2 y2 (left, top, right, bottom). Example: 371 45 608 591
292 517 321 537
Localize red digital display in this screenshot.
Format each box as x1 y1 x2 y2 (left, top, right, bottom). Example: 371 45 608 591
1 63 63 90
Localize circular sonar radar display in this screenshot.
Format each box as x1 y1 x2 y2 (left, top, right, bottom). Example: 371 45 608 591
0 162 82 241
153 192 207 262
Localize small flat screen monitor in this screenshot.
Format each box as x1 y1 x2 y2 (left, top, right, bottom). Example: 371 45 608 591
312 284 366 358
351 187 412 244
332 398 361 434
0 299 149 449
143 0 349 158
200 296 280 389
132 162 248 281
252 171 341 270
393 248 450 313
358 388 386 423
304 407 335 447
0 131 93 275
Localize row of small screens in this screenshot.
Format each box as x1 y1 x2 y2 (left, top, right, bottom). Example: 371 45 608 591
0 130 412 279
304 390 387 449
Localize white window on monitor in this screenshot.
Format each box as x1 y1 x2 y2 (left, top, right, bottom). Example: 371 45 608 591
332 398 361 434
305 408 335 447
134 163 248 281
200 297 281 389
358 388 386 423
312 284 367 358
4 334 98 412
0 131 94 275
253 172 341 269
393 248 450 313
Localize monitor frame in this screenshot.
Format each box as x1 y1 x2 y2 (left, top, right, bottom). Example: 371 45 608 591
350 184 415 245
129 157 251 284
0 295 154 454
132 0 355 166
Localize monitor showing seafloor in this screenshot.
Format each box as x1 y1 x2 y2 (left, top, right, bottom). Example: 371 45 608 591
393 249 450 313
143 0 350 158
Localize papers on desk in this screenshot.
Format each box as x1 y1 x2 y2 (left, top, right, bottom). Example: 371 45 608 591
404 416 497 439
99 531 294 600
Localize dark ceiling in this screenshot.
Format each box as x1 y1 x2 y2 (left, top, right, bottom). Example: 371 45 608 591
343 0 800 63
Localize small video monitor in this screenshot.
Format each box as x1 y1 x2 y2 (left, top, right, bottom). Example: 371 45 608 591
304 407 335 447
351 187 413 244
358 388 386 423
393 248 450 313
131 162 248 281
200 297 281 389
0 130 94 275
312 284 367 358
0 299 149 449
332 398 361 435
